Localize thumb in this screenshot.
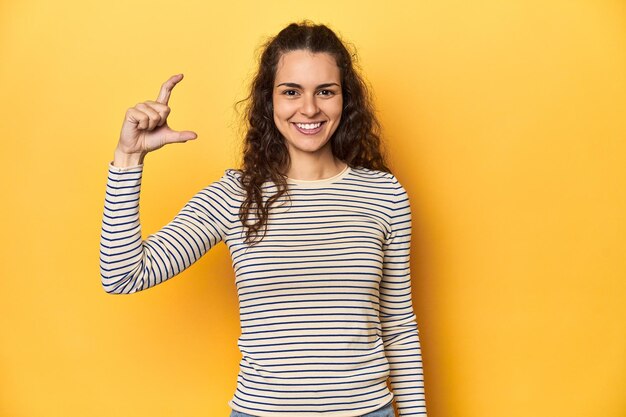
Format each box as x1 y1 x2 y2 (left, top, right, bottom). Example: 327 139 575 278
164 129 198 144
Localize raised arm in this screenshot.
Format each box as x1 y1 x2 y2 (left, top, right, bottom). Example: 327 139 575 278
380 176 428 416
99 73 226 294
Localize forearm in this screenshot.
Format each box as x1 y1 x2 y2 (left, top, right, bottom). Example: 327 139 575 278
99 162 147 294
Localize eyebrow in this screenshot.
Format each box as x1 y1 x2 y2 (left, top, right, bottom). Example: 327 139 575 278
276 82 341 89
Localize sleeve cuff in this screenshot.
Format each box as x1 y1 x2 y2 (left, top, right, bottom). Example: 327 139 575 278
108 161 144 172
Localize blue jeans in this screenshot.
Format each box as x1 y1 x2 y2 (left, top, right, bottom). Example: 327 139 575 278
230 399 395 417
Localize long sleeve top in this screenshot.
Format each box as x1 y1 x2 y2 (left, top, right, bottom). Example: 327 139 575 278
99 162 428 417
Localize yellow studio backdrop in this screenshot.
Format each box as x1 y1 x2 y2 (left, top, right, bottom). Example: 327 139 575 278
0 0 624 416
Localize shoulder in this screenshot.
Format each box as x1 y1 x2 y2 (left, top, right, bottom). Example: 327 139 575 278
222 168 243 184
349 166 405 197
224 168 243 178
213 168 245 196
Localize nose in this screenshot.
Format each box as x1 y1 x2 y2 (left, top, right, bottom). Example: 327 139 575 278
299 92 320 117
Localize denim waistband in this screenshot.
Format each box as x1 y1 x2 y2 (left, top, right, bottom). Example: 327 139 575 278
230 399 395 417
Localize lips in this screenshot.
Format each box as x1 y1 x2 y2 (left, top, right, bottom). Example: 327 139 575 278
292 121 326 135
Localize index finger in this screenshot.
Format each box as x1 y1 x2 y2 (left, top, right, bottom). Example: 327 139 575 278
156 73 184 105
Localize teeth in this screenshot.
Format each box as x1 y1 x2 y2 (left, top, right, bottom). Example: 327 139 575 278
296 122 322 129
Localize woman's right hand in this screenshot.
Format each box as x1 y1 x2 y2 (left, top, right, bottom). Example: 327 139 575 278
115 73 198 163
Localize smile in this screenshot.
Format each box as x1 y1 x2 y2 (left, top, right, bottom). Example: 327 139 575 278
292 121 326 135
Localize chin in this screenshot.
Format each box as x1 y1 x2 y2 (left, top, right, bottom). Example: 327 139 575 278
288 138 332 153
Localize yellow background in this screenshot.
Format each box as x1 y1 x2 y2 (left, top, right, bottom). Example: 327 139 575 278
1 0 625 416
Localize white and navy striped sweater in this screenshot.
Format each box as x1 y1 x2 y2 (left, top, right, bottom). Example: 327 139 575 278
100 162 427 417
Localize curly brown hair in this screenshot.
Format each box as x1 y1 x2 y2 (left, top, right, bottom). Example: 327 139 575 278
233 20 393 246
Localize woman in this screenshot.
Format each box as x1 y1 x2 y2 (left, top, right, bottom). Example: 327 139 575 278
100 20 427 417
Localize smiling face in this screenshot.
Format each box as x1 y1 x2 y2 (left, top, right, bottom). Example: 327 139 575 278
272 49 343 162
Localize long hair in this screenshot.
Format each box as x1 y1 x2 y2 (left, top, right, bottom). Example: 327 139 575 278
234 20 392 246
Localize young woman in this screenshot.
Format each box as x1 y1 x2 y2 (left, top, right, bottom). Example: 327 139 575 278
100 21 428 417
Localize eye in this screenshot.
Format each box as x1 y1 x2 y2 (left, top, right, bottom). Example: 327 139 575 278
282 89 298 96
318 89 334 96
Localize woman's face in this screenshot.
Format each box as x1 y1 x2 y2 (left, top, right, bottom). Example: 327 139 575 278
272 49 343 160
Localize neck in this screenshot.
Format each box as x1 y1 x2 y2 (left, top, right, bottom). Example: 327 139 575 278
282 157 347 181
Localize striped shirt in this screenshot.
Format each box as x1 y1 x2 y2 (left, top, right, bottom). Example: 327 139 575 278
100 162 427 417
